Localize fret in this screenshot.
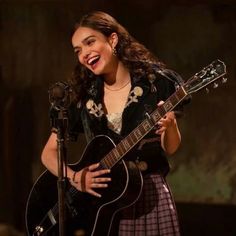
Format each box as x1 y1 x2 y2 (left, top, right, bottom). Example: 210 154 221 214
110 152 118 164
142 120 152 131
117 142 126 156
126 135 135 147
112 148 120 160
129 132 138 143
100 159 108 169
121 141 128 153
122 139 131 150
103 151 120 169
157 105 166 117
163 100 173 112
139 124 146 135
101 158 108 168
151 110 161 124
103 152 113 169
128 131 139 145
170 95 178 106
173 87 187 102
104 154 113 168
133 128 142 140
169 92 179 106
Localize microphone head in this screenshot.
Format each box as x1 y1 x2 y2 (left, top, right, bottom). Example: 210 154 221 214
48 81 71 110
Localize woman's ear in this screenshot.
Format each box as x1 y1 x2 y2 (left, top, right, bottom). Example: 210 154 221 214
109 32 118 49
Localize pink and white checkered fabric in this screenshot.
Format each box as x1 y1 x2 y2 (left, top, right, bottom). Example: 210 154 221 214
117 173 180 236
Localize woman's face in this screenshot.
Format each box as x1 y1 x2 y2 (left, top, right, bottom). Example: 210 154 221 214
72 26 118 75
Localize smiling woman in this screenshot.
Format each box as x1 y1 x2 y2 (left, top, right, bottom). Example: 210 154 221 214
72 27 118 77
39 11 184 236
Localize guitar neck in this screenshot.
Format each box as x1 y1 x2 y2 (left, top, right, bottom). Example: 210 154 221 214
100 86 188 169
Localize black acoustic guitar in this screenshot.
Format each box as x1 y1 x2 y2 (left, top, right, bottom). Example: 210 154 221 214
25 60 226 236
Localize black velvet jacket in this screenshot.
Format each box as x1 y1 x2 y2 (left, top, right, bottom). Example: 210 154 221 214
53 69 183 176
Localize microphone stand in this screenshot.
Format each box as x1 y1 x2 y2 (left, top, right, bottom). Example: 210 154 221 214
49 81 71 236
55 109 68 236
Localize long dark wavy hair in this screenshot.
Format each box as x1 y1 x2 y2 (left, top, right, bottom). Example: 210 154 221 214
69 11 165 103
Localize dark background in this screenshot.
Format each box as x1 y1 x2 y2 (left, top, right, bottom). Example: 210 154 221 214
0 0 236 235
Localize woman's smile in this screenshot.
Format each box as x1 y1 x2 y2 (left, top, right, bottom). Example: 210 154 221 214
72 26 116 75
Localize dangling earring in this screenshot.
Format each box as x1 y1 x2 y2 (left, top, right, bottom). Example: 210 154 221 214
112 47 117 56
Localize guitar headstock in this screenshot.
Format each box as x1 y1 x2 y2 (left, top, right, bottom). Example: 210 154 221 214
183 60 227 95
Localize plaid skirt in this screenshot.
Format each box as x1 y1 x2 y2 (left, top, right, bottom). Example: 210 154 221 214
113 173 180 236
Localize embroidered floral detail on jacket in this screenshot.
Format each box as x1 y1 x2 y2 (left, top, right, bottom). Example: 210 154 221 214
126 86 143 107
86 99 104 117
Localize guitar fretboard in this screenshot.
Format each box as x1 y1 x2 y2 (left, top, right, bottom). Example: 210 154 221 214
100 86 188 169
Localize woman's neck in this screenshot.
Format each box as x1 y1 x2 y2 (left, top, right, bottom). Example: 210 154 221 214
103 61 131 89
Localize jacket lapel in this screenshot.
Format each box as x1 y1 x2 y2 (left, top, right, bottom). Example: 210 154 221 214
121 76 151 135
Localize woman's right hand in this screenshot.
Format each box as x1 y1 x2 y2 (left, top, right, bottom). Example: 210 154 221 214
71 163 111 198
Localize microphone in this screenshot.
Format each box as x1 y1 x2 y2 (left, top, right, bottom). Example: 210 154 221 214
48 81 71 111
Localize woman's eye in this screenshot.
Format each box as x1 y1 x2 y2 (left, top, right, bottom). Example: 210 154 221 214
87 39 95 45
75 50 81 55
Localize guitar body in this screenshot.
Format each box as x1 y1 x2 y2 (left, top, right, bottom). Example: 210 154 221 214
26 135 143 236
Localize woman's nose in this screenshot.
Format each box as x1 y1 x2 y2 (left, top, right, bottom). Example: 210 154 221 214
79 50 90 64
83 48 91 60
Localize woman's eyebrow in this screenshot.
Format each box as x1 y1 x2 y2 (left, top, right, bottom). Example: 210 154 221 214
82 35 95 44
73 35 96 51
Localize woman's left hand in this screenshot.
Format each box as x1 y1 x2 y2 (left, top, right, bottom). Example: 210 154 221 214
155 101 176 135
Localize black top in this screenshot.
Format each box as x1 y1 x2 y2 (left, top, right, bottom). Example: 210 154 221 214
50 68 185 176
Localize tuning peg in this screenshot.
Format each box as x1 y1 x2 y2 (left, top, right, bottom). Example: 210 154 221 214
222 77 227 83
213 82 219 88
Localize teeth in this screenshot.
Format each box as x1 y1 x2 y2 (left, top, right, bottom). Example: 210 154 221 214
88 56 100 65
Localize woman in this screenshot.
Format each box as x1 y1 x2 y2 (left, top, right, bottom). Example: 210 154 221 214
42 11 182 235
